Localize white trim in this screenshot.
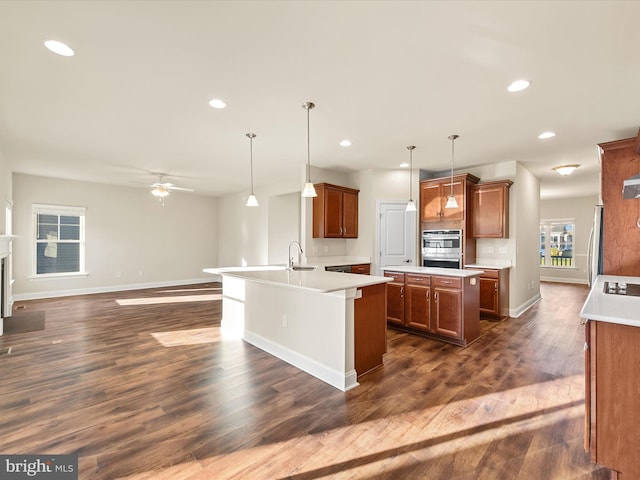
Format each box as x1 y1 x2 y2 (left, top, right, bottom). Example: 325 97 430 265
28 272 89 280
509 292 542 318
243 329 359 392
540 276 588 285
12 277 215 301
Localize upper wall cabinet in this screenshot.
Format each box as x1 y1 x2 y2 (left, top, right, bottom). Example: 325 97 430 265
420 173 479 224
470 180 513 238
312 183 359 238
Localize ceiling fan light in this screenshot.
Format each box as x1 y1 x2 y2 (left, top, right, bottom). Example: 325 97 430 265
151 187 169 197
445 194 459 209
553 164 579 176
246 194 259 207
302 182 317 198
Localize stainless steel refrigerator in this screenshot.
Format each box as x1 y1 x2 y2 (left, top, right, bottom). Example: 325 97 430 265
587 204 604 287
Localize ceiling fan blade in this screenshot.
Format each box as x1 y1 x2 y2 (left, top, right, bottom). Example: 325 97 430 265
167 186 195 192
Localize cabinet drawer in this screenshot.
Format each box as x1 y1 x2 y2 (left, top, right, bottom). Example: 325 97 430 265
480 269 499 279
433 276 462 289
351 264 370 275
406 274 431 286
384 271 405 283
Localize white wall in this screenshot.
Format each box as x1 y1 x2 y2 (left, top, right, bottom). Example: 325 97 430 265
12 173 218 299
0 149 11 234
540 195 598 285
268 192 301 265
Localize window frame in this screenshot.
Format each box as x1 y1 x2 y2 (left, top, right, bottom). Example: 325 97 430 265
32 204 87 278
540 218 576 269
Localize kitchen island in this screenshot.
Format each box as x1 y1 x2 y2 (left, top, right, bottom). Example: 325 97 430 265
203 267 391 391
382 266 482 347
580 275 640 480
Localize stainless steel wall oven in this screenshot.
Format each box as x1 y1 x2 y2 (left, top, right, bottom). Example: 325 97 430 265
422 229 462 269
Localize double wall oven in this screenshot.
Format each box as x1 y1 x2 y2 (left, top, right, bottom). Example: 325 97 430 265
422 229 462 269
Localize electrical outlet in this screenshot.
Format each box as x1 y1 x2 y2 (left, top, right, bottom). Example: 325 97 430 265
499 247 507 254
324 245 329 252
115 272 121 278
282 314 288 327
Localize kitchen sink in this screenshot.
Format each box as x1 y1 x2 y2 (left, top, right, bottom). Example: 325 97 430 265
603 281 640 297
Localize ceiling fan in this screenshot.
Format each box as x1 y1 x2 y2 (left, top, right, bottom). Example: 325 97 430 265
149 174 194 205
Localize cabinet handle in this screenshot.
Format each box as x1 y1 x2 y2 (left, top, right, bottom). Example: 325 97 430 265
426 290 430 301
435 292 438 302
400 286 404 297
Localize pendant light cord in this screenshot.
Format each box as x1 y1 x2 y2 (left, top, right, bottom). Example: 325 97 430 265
306 105 311 183
449 135 458 196
250 135 255 194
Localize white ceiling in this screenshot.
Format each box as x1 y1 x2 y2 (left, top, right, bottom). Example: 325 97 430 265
1 1 639 200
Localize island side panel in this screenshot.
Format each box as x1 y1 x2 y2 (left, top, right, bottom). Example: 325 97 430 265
221 274 358 391
354 283 387 377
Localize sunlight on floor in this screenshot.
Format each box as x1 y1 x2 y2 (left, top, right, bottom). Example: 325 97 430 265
115 294 221 306
151 327 221 347
115 374 586 479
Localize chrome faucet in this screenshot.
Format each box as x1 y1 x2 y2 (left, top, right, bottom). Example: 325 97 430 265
288 241 303 269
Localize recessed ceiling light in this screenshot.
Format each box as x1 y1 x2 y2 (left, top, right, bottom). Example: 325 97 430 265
538 131 556 139
400 162 410 168
209 99 227 109
507 79 530 92
339 140 352 147
44 40 74 57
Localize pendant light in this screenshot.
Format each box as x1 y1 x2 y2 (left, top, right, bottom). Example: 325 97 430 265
301 101 317 198
405 145 417 212
445 134 459 209
245 133 259 207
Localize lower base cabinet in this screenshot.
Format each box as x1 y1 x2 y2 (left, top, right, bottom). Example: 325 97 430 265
384 271 480 347
585 320 640 479
465 267 509 318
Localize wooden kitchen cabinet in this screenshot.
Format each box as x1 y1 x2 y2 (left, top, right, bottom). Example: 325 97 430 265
420 173 479 224
470 180 513 238
312 183 359 238
432 276 463 339
384 271 405 326
405 274 431 332
599 134 640 275
354 283 387 378
465 267 509 318
585 320 640 479
384 270 480 347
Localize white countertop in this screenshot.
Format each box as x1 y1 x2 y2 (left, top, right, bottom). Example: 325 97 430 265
203 267 390 293
580 275 640 328
301 256 371 268
381 265 483 278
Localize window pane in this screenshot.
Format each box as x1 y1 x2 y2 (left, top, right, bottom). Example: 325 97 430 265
60 215 80 225
36 242 79 274
60 224 79 240
37 214 59 240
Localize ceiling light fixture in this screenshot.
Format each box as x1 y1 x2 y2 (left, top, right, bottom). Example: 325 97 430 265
400 162 410 168
44 40 74 57
151 185 169 198
553 164 580 176
507 79 530 92
340 140 352 147
245 133 259 207
209 99 226 109
445 135 459 209
301 101 317 198
538 131 556 139
405 146 417 212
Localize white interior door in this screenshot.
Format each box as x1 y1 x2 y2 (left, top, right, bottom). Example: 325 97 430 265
377 201 417 275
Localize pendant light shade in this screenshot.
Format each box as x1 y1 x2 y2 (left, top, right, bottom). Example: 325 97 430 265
445 134 459 209
405 145 417 212
301 102 317 198
245 133 259 207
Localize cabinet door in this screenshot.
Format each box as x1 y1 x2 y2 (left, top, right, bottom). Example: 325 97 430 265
342 190 358 238
405 284 431 332
433 287 462 338
351 264 370 275
386 283 405 325
471 183 509 238
420 183 443 222
441 179 465 221
323 187 344 237
479 277 499 315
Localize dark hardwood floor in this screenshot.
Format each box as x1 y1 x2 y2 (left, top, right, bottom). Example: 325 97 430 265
0 282 613 479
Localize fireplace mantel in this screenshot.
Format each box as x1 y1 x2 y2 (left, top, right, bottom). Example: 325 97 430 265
0 235 14 257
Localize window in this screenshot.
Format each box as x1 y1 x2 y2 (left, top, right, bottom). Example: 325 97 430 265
33 204 86 276
540 219 574 267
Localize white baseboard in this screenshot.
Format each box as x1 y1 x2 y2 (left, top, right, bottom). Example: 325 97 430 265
509 292 542 318
540 276 588 285
12 277 217 302
243 329 359 392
